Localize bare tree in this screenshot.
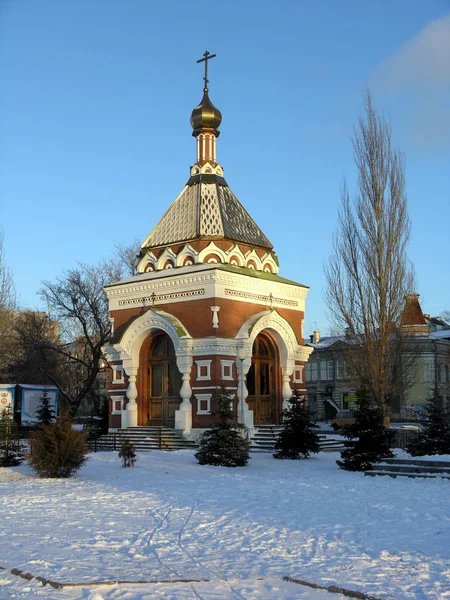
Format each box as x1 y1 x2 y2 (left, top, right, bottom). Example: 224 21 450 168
114 237 141 277
13 260 123 415
325 90 415 417
0 231 17 380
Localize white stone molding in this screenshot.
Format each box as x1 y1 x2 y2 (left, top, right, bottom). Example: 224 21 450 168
235 348 253 429
220 359 234 381
210 306 220 328
282 371 293 411
105 264 308 312
195 359 212 381
104 309 193 431
198 241 228 264
110 395 124 414
176 244 199 268
124 367 138 428
137 251 157 274
195 393 212 415
192 338 238 357
260 252 279 274
244 249 262 270
156 247 177 270
237 310 299 378
293 365 304 383
112 365 125 384
175 338 194 434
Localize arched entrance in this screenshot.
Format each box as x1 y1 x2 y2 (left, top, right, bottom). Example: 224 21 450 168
246 332 280 425
139 332 182 426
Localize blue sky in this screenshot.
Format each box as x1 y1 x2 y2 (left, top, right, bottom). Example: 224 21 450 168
1 0 449 335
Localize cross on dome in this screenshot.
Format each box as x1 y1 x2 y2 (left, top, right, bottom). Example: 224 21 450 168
197 50 216 91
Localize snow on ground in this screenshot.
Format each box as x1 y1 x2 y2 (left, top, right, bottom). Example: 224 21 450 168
0 450 449 600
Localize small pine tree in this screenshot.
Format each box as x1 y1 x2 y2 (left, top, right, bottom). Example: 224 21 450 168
337 391 395 471
118 439 137 467
0 408 23 467
273 391 321 459
195 388 250 467
35 391 55 426
29 411 88 478
407 391 450 456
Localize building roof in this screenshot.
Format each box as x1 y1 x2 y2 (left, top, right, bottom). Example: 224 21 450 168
401 294 426 326
141 178 273 251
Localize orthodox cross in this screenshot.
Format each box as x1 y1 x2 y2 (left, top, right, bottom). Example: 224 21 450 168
197 50 216 90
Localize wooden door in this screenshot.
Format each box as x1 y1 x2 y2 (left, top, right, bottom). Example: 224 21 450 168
148 334 181 426
246 334 278 425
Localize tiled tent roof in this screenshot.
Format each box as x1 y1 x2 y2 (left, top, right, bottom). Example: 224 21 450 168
141 180 273 250
401 294 426 326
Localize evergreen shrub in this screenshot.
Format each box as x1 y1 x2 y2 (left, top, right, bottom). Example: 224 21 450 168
29 411 88 478
35 391 55 426
195 388 250 467
0 408 23 467
273 391 320 459
119 439 137 467
337 391 394 471
407 392 450 456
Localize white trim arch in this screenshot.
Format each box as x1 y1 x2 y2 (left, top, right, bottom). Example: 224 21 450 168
237 310 299 372
137 250 157 274
176 244 198 267
236 310 302 414
106 309 193 431
114 308 190 369
198 241 228 264
156 248 177 270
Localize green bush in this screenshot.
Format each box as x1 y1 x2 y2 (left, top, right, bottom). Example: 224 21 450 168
407 392 450 456
195 388 250 467
337 391 394 471
273 391 320 459
118 439 137 467
29 412 88 478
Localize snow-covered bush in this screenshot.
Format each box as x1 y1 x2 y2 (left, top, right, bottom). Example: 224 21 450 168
29 411 87 478
273 391 320 459
119 439 137 467
195 388 250 467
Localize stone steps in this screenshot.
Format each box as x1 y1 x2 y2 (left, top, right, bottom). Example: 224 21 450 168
250 426 345 453
90 426 198 452
365 458 450 479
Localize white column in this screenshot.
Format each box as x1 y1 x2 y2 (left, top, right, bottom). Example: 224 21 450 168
210 306 220 328
282 371 292 412
124 369 138 428
236 347 253 429
175 341 193 435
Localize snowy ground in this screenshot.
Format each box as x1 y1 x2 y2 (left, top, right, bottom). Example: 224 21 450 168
1 450 449 600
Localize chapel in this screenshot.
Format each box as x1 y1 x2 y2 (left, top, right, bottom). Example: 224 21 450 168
104 52 312 438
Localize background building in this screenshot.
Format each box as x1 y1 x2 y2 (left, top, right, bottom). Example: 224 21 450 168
306 295 450 421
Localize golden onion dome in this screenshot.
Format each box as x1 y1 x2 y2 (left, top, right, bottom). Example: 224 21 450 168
190 89 222 137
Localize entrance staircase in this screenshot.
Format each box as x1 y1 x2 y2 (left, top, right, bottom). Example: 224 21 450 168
365 458 450 479
90 426 198 452
250 425 345 453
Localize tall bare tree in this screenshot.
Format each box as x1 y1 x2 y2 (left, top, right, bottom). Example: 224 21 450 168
325 90 415 416
114 237 141 277
0 231 17 380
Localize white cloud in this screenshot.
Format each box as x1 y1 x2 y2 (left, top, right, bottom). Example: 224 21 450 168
372 13 450 152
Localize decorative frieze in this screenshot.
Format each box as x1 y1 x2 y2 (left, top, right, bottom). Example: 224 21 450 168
118 288 205 307
224 288 298 307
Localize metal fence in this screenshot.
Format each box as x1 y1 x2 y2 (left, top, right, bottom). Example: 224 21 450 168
390 429 420 449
